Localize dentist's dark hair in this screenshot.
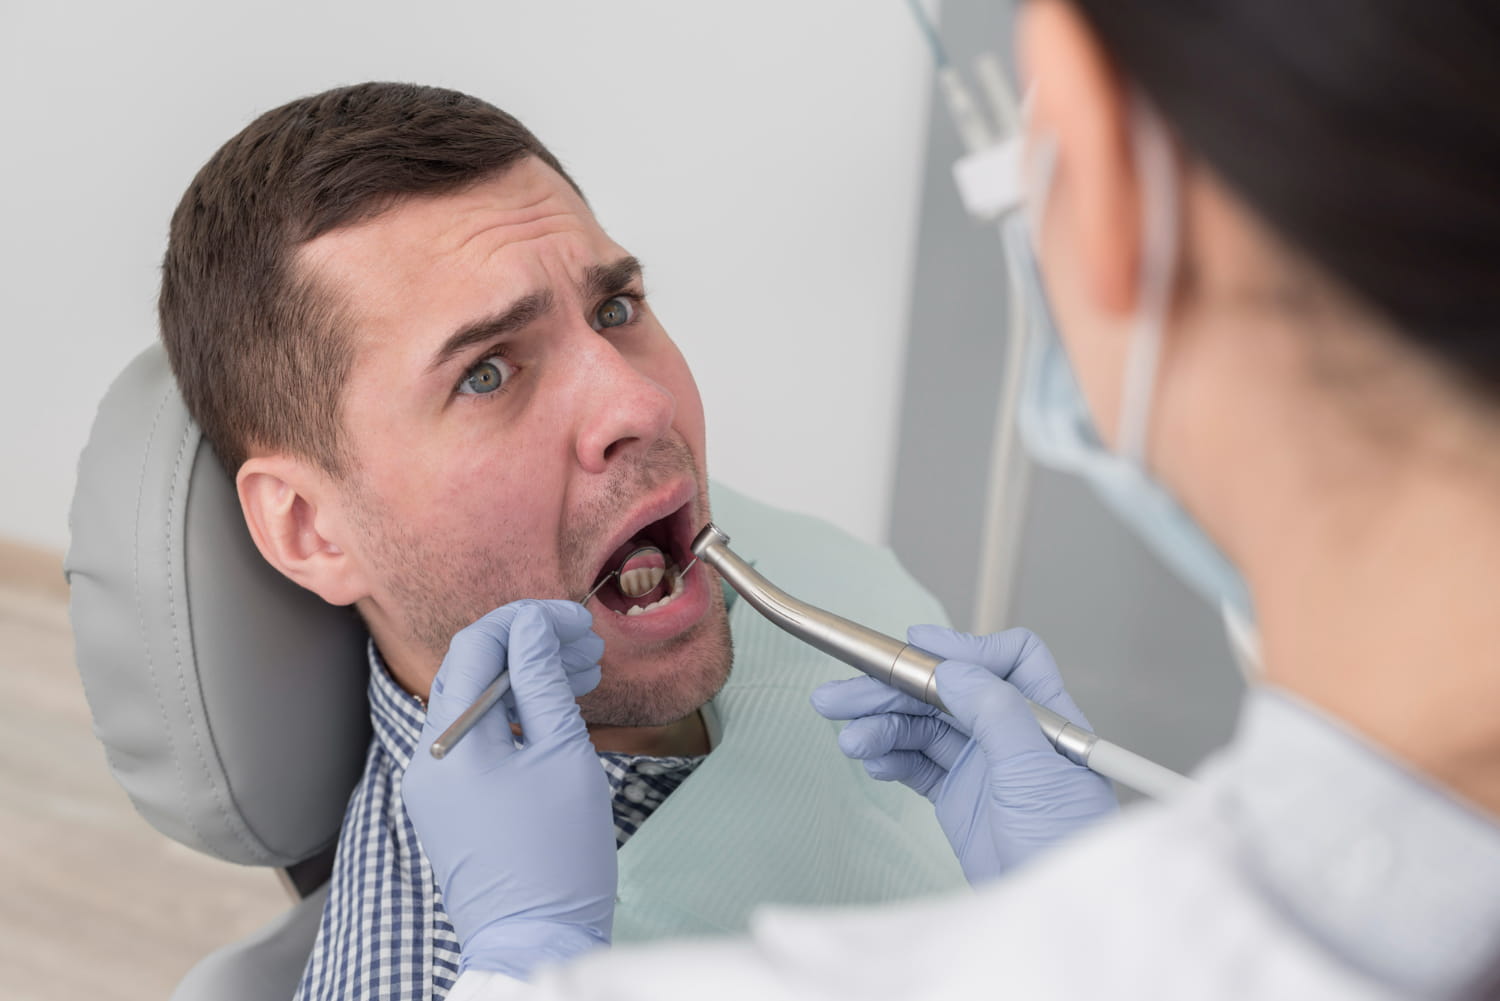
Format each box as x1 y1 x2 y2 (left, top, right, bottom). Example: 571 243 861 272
159 82 582 476
1070 0 1500 398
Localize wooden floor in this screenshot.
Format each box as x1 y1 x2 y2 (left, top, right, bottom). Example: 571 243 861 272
1 543 287 1001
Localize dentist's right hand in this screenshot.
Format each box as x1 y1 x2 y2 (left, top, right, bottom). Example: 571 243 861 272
402 599 614 982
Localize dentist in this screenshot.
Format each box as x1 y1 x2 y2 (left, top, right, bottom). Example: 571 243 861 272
401 1 1500 997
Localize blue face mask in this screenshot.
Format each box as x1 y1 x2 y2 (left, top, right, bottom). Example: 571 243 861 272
1006 109 1257 659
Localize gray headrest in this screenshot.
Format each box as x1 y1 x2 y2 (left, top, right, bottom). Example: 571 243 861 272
66 344 370 867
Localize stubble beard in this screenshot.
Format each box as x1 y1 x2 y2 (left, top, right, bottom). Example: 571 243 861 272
349 437 734 726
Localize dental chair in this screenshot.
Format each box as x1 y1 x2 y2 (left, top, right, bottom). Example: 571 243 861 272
66 344 370 1001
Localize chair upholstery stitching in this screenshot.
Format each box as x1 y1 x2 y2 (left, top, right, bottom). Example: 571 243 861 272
163 418 265 860
133 386 208 848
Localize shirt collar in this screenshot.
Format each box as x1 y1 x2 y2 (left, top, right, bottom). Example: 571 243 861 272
367 638 426 772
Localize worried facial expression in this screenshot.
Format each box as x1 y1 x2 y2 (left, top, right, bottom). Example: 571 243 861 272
301 158 731 726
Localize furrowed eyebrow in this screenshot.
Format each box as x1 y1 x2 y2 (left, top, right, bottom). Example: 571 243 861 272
580 256 645 301
426 289 555 375
425 256 644 377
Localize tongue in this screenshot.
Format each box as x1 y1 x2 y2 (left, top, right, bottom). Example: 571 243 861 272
617 544 668 600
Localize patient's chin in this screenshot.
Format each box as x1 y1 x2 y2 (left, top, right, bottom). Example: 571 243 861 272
577 612 733 728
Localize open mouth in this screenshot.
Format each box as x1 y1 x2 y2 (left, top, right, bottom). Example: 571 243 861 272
585 500 697 618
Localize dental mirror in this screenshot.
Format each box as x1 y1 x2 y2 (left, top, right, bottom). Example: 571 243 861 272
580 545 666 604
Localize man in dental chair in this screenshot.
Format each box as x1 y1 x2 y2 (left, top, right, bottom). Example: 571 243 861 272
159 81 963 1001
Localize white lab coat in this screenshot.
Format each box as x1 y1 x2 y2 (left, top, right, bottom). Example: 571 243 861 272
449 690 1500 1001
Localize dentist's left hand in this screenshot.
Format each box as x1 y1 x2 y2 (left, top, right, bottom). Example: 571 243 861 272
402 600 615 981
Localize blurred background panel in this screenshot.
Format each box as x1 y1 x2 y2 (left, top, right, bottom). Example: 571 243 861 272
887 0 1243 781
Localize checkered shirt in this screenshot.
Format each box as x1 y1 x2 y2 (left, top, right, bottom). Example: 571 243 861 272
294 641 703 1001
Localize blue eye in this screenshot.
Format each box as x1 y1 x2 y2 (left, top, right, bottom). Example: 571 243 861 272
595 296 637 329
457 355 515 396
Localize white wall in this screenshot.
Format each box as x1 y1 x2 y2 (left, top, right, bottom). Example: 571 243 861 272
0 0 936 553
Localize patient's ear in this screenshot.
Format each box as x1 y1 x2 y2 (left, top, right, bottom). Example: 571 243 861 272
237 455 366 607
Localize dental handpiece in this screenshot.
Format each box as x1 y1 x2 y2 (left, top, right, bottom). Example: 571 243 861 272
691 523 1193 800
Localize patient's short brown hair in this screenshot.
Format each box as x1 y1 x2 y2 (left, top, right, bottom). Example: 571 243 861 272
159 82 580 476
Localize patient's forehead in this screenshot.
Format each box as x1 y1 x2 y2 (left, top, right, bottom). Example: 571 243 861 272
298 158 609 328
296 159 633 400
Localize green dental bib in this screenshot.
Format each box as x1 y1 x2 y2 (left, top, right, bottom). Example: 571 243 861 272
613 484 966 940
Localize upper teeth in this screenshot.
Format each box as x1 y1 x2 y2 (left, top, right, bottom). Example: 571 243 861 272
618 566 665 598
622 563 687 616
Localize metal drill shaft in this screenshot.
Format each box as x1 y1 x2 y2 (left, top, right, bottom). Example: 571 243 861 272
690 522 1191 799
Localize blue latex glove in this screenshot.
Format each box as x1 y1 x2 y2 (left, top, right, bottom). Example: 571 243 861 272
402 600 615 980
811 625 1117 885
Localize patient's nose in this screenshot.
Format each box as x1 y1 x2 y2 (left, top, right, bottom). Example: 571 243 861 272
571 340 674 474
